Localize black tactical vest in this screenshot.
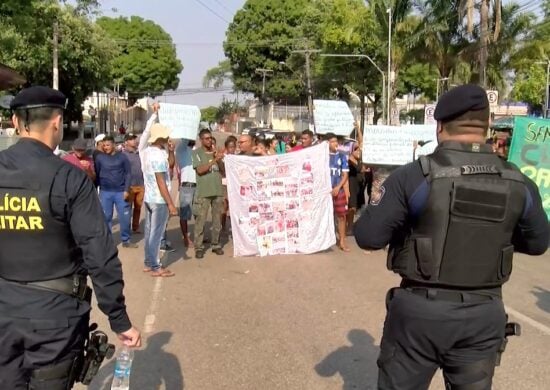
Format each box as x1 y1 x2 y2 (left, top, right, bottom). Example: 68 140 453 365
388 141 526 289
0 156 80 282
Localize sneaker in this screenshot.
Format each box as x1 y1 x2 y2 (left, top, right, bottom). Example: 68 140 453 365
122 242 138 248
212 248 224 256
160 244 176 253
195 250 204 259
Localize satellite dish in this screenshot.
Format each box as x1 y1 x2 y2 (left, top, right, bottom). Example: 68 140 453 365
0 95 14 109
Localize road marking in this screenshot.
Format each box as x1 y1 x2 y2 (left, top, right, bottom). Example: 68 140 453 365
143 277 163 334
505 305 550 336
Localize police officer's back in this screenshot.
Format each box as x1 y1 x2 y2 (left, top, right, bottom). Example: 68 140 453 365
354 84 548 390
0 86 141 389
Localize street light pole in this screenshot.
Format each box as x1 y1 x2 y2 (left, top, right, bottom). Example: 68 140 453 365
255 68 273 126
53 20 59 90
387 7 392 125
320 53 386 126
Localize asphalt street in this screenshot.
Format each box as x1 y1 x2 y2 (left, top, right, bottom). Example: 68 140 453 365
79 216 550 390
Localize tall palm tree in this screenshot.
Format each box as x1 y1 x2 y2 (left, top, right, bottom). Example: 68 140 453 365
459 0 502 87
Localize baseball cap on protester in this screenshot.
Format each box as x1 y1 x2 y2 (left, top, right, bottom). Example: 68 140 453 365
72 138 88 151
94 134 106 143
10 86 67 111
148 123 171 143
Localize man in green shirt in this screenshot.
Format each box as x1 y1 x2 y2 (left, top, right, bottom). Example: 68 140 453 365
192 129 225 259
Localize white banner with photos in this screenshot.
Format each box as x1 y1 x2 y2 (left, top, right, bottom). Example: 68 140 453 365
225 143 336 257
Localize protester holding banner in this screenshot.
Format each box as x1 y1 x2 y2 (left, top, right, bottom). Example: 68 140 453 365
192 129 225 259
238 134 255 156
327 133 350 252
292 130 314 152
221 136 237 237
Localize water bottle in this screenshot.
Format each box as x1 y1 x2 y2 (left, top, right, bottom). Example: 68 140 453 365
111 345 134 390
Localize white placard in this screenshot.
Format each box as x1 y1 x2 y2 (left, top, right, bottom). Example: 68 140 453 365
159 103 201 140
313 100 354 136
362 125 437 165
225 143 336 257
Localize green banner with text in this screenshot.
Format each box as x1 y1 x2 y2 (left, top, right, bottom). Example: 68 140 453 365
508 116 550 220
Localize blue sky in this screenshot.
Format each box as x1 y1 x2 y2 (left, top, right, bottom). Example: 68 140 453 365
99 0 540 108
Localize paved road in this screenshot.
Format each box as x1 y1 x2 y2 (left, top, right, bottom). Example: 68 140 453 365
80 217 550 390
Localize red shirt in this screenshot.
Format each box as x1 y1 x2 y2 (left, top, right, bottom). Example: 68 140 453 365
291 145 304 152
63 152 95 175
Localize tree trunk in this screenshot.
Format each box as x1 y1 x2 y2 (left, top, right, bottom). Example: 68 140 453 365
479 0 489 87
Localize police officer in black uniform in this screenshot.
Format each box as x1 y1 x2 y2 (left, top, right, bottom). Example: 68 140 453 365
0 86 141 389
354 84 548 390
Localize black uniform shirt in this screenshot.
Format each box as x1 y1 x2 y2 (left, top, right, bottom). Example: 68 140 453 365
0 139 131 333
354 155 549 255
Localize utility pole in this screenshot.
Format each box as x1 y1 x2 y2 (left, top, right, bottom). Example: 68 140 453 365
387 7 392 125
53 19 59 90
292 49 321 131
255 68 273 126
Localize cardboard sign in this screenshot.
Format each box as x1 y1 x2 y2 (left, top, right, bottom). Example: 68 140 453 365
159 103 201 140
362 125 437 165
313 100 354 136
508 116 550 220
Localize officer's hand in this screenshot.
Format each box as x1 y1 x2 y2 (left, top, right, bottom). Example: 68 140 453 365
169 204 178 216
117 327 142 348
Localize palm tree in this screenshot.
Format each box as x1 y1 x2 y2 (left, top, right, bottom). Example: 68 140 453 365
459 0 502 87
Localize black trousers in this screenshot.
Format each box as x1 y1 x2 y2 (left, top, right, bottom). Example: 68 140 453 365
378 288 506 390
0 314 88 389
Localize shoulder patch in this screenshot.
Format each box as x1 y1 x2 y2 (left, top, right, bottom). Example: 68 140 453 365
370 185 386 206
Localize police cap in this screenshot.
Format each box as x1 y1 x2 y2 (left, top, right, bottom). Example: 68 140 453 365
10 86 67 111
434 84 489 123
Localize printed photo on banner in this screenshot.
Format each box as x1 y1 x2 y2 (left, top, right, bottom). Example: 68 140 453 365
225 143 336 257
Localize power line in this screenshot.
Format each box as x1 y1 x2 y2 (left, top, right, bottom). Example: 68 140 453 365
192 0 230 24
211 0 233 16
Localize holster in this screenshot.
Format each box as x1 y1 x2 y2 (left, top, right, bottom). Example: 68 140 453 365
78 325 116 385
496 315 521 366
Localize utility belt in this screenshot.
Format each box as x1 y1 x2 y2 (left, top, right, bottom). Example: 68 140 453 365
0 274 91 302
399 280 502 303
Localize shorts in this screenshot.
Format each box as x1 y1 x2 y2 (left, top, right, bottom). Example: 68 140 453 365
333 190 347 217
179 186 195 220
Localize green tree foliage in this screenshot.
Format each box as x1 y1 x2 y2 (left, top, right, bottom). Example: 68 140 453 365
96 16 183 95
512 64 546 111
224 0 311 101
0 1 116 122
203 60 232 88
200 106 218 126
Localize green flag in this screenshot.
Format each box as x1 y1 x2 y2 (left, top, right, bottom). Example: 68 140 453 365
508 116 550 220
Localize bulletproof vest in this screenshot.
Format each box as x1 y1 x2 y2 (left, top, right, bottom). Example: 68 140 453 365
0 156 80 282
388 141 526 289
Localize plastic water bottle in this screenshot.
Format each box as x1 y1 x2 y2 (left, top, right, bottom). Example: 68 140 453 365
111 346 134 390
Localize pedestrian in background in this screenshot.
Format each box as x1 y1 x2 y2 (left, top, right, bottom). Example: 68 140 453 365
62 138 95 181
176 139 196 248
221 136 237 236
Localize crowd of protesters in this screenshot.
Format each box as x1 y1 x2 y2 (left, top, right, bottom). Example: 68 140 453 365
62 104 374 275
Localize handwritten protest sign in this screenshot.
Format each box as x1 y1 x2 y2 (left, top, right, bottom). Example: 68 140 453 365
362 125 437 165
225 143 336 257
508 116 550 220
313 100 354 136
159 103 201 140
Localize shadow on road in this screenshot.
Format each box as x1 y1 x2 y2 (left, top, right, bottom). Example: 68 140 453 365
88 331 184 390
532 286 550 314
315 329 379 390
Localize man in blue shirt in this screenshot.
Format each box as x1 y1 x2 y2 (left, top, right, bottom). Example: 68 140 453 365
94 135 135 248
327 133 350 252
